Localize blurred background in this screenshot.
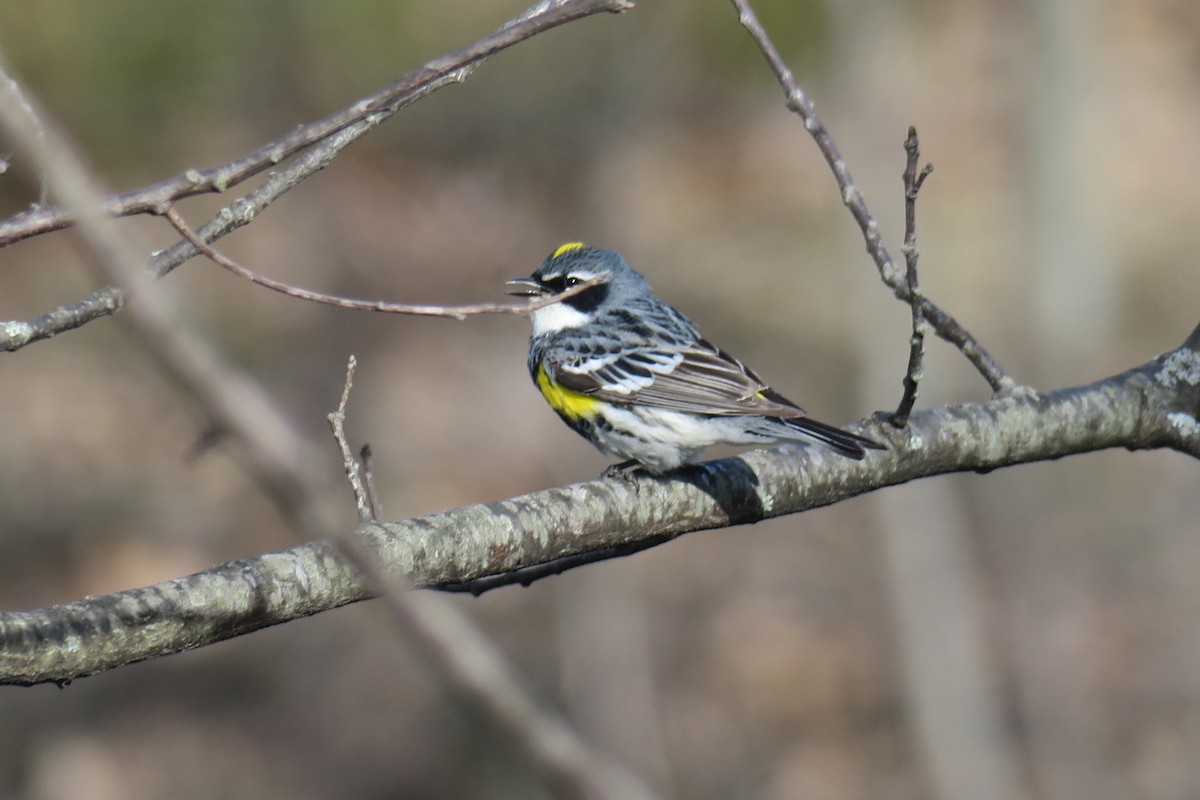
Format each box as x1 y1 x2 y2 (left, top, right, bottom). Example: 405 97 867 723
2 0 1199 798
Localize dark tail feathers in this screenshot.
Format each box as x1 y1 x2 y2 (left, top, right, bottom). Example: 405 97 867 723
779 416 885 460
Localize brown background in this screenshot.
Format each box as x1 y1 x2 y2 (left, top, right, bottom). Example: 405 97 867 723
2 1 1199 798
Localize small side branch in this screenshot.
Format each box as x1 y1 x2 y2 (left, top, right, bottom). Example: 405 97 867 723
0 286 123 352
328 355 374 522
892 127 934 427
729 0 1014 394
322 356 660 800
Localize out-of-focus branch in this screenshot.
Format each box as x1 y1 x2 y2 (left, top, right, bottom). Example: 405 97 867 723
4 326 1199 685
729 0 1014 394
0 0 632 250
0 53 329 531
0 33 659 800
325 357 660 800
0 69 49 205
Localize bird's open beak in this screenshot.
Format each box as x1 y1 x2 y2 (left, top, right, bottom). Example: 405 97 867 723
505 277 545 297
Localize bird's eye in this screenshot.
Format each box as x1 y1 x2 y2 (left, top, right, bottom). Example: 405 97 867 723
565 275 582 287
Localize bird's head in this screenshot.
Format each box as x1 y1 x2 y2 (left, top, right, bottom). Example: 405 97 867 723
506 243 648 334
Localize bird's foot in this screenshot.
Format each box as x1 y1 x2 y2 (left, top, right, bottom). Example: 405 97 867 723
601 459 645 480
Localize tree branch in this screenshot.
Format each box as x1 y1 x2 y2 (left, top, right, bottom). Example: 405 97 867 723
730 0 1014 393
0 0 632 249
0 25 661 799
0 0 632 353
4 327 1197 686
0 286 123 351
892 126 934 426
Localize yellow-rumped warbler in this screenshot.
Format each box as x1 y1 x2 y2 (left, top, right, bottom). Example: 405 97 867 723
508 243 883 475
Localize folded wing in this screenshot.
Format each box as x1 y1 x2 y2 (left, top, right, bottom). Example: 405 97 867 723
549 338 810 419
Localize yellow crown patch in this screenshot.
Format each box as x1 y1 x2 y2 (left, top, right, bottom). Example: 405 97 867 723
552 242 586 259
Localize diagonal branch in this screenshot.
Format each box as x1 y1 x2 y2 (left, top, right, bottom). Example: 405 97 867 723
0 0 631 353
0 22 659 800
730 0 1014 393
0 0 632 249
322 357 660 800
3 327 1198 686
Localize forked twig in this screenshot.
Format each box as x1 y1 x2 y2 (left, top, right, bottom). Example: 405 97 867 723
328 355 374 521
730 0 1014 394
892 127 934 427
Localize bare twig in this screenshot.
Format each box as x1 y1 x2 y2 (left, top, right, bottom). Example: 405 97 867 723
892 127 934 427
328 356 374 522
162 204 604 319
325 355 660 800
0 286 123 352
729 0 1015 394
0 0 632 249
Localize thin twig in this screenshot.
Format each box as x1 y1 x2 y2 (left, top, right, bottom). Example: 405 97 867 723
162 203 603 319
325 355 660 800
328 355 374 522
729 0 1015 394
892 127 933 427
0 0 632 249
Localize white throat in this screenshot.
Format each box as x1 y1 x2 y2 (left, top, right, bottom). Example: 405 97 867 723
529 301 590 336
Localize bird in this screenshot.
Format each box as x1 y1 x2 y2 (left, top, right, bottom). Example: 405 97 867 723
507 242 883 475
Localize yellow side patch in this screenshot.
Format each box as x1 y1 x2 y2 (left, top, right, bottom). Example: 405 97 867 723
536 364 600 422
552 242 586 259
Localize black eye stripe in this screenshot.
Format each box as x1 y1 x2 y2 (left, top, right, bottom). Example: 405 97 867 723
561 282 610 313
538 272 591 292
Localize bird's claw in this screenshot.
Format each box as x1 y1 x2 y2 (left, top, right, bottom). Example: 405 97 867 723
602 459 644 480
